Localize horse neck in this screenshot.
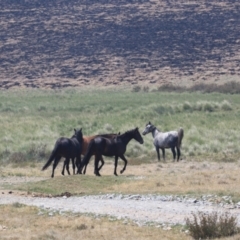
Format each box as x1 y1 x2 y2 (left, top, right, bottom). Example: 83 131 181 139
120 131 134 145
151 127 159 138
73 134 82 143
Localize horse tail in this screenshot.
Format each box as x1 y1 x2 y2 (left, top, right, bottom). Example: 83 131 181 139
42 144 58 171
177 128 184 148
81 139 95 168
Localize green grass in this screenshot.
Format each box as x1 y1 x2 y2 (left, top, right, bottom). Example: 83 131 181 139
0 87 240 164
6 174 133 195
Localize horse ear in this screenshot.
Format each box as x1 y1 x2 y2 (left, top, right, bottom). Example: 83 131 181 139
149 121 151 124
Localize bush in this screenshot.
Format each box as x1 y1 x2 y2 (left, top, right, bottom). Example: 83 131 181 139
203 102 215 112
157 81 240 94
27 143 48 160
186 211 240 239
8 152 26 163
143 86 149 92
183 101 192 111
132 85 141 92
221 100 233 111
157 84 185 92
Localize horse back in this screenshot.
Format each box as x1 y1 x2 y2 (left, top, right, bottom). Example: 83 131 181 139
82 134 118 155
93 136 121 156
55 137 81 157
154 131 178 148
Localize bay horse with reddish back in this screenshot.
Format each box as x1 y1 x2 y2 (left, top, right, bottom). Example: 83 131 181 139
142 122 184 162
62 133 119 175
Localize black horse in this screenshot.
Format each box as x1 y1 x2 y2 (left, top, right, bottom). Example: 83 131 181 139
42 128 83 178
80 128 144 176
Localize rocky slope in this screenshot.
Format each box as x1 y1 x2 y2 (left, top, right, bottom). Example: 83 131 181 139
0 0 239 89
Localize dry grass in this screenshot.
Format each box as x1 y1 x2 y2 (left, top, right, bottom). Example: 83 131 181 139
1 159 240 199
1 160 240 239
0 204 189 240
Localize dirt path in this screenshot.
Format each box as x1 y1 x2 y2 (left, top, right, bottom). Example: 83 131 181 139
1 192 240 226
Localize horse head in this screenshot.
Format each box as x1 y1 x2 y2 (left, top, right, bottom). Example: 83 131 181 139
74 128 83 142
133 127 144 144
142 122 155 135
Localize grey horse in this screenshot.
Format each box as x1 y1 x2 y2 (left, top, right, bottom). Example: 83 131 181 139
142 122 184 162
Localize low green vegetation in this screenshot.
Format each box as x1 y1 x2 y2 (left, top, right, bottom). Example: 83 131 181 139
0 86 240 164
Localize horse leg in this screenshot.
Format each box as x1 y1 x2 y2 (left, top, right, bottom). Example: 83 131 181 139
114 156 119 176
97 156 105 172
161 148 165 161
71 158 75 175
83 163 87 174
65 158 71 175
62 159 67 176
171 147 176 161
52 156 61 178
177 147 181 162
119 155 128 174
76 156 81 174
156 147 160 161
94 154 101 177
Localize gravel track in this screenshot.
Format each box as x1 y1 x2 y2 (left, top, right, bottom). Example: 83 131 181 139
1 193 240 226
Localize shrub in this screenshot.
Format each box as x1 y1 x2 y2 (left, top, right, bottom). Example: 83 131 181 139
157 81 240 94
203 102 215 112
104 123 114 132
157 84 185 92
221 100 233 111
154 105 167 115
143 86 149 92
37 105 47 111
132 85 141 92
8 152 26 163
183 101 192 111
186 211 240 239
27 143 48 160
219 81 240 94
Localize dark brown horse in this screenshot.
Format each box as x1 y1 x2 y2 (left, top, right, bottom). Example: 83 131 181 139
41 128 83 178
80 128 144 176
62 133 119 175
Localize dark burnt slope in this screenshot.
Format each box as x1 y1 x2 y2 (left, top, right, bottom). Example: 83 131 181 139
0 0 239 88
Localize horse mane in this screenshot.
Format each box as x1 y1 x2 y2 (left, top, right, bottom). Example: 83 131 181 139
149 124 159 132
119 128 136 137
95 133 117 137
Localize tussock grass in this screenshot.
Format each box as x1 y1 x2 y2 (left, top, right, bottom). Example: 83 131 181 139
186 212 240 239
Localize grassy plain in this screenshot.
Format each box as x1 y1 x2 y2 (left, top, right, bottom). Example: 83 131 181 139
1 87 240 240
0 87 240 163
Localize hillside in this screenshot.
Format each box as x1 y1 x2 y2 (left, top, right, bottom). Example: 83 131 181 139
0 0 239 89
